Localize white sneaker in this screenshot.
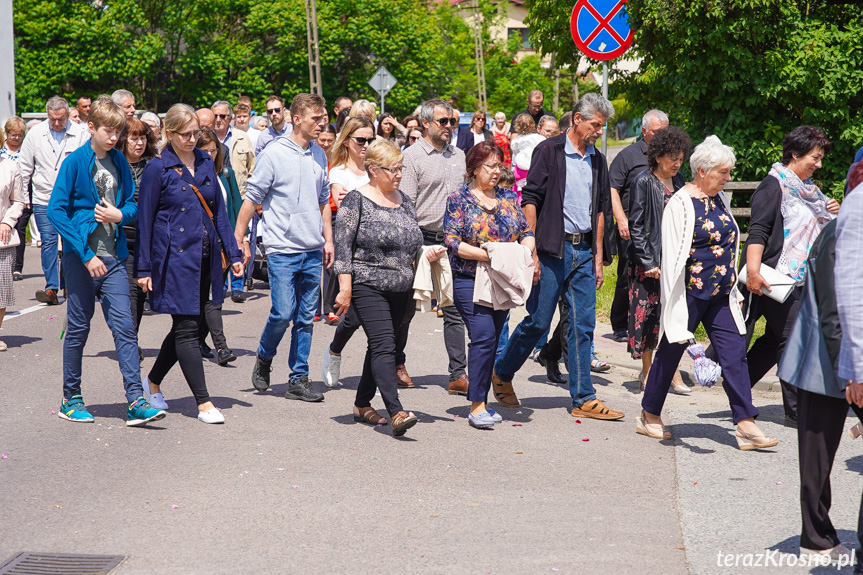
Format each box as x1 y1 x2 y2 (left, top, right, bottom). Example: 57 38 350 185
197 408 225 424
142 379 169 410
321 346 342 388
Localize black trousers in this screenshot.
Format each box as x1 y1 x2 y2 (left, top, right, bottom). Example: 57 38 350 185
541 297 570 370
352 284 410 417
124 234 146 331
12 203 32 274
746 288 802 417
797 388 863 551
199 270 229 351
148 256 212 405
330 306 361 355
608 236 631 333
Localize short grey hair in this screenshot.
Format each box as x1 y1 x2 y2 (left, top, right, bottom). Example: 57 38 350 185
211 100 232 116
690 135 736 176
537 114 558 131
45 96 69 113
140 111 161 127
572 92 614 122
641 109 669 131
252 116 269 129
418 99 453 124
111 89 135 105
494 112 506 121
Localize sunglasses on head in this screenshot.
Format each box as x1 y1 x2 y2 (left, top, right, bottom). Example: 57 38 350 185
351 136 375 146
266 107 282 114
433 117 458 127
214 114 229 120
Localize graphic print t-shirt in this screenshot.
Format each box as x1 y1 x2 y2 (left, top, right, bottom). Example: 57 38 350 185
88 154 119 258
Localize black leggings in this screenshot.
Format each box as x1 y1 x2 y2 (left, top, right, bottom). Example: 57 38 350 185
124 233 146 331
148 256 212 405
199 270 230 351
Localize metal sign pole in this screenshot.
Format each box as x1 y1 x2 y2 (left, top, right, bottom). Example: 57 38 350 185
601 61 608 156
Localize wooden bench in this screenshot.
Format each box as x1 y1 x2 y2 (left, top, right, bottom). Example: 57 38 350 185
723 181 760 243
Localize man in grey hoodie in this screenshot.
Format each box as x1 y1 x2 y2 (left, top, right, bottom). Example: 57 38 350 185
234 93 333 402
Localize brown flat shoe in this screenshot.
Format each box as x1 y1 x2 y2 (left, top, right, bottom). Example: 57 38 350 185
570 398 624 420
353 405 387 425
396 364 414 388
492 371 519 407
391 411 418 436
35 289 59 305
448 374 468 395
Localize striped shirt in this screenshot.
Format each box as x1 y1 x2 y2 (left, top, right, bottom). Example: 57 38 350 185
401 137 466 233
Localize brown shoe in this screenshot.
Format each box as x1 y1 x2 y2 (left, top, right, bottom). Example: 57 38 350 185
570 398 624 420
35 289 59 305
491 370 519 407
448 374 468 395
396 364 414 388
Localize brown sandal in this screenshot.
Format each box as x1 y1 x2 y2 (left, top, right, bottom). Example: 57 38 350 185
391 411 418 436
492 371 520 408
353 406 388 425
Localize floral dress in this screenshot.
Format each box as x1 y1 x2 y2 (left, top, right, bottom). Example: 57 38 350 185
686 196 736 299
627 182 676 358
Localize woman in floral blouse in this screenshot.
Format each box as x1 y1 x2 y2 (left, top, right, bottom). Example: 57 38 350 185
638 136 778 452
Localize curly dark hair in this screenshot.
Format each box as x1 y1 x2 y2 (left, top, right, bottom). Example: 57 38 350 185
647 126 692 172
782 125 832 165
465 141 504 181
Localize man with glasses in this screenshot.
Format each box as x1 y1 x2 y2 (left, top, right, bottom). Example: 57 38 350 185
255 96 293 155
399 98 469 394
234 93 333 402
213 100 255 198
509 90 547 140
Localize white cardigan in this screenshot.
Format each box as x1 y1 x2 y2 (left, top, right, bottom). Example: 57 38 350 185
658 188 747 343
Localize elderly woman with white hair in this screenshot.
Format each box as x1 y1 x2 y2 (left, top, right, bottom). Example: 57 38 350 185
638 136 778 451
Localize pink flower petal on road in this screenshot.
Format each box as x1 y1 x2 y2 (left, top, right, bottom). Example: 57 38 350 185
575 419 582 423
1 453 6 459
776 481 782 485
51 410 57 415
292 485 299 489
171 505 178 509
582 438 589 442
512 424 522 427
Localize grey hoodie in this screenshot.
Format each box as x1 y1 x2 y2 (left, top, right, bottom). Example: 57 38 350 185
245 135 330 254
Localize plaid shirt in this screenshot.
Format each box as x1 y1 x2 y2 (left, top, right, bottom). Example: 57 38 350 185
401 137 466 233
836 189 863 382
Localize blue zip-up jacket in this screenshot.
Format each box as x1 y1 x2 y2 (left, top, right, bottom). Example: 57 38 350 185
47 144 137 264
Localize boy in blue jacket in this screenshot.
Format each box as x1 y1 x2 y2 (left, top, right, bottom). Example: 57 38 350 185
47 95 165 426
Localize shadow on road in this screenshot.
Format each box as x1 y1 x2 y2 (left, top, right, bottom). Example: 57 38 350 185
0 335 41 348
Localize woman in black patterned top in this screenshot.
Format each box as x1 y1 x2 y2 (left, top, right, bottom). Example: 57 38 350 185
332 139 424 437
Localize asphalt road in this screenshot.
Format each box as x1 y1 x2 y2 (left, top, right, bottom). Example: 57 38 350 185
1 248 861 574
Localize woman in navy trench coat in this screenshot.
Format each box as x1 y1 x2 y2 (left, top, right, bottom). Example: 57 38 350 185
135 104 243 424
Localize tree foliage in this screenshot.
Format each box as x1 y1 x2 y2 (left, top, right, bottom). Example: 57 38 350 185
12 0 571 122
525 0 863 194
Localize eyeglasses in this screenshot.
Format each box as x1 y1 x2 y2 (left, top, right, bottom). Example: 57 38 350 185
481 163 502 172
433 117 458 127
351 136 375 146
213 114 229 120
377 166 403 174
266 107 283 115
172 129 202 141
409 136 420 142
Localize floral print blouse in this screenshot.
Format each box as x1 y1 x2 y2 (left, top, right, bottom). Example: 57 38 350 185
444 184 533 277
686 196 737 299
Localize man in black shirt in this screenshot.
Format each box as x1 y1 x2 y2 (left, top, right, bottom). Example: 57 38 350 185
607 109 668 341
509 90 546 138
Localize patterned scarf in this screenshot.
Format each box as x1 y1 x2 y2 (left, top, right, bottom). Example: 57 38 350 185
769 162 835 282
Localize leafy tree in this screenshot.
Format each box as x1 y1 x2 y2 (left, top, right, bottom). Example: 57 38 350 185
524 0 863 194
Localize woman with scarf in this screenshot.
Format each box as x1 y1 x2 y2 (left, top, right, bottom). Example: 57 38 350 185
743 126 839 423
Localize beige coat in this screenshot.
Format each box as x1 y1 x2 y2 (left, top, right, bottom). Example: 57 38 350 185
473 242 533 310
228 129 256 199
0 158 25 237
659 188 746 343
18 119 89 206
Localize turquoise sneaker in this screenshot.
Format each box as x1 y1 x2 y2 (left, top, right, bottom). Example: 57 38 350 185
126 397 167 427
58 396 94 423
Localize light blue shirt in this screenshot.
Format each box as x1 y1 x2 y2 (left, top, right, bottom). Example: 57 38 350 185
220 126 233 148
563 132 593 234
49 125 67 146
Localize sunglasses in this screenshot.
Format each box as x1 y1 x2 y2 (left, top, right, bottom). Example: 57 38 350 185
433 117 458 127
409 136 419 142
266 107 283 115
214 114 229 120
351 136 375 146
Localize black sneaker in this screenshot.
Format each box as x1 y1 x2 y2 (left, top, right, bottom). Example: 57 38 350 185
217 348 238 366
284 375 324 402
537 353 566 385
252 354 273 391
612 331 628 343
231 292 246 303
12 271 22 281
200 342 214 359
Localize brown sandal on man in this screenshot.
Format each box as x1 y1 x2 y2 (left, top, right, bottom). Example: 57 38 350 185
353 405 388 425
391 411 418 436
492 371 520 408
570 398 624 420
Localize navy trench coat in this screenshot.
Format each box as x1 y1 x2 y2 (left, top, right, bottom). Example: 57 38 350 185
136 145 242 315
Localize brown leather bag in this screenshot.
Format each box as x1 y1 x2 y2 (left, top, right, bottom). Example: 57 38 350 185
190 183 230 273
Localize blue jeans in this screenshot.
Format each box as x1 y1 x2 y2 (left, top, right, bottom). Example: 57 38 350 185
32 204 59 290
257 250 322 381
226 272 244 294
63 255 143 404
494 241 597 407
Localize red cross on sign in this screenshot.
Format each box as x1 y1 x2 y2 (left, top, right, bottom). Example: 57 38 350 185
570 0 633 61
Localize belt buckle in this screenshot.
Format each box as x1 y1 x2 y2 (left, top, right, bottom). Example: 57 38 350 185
569 232 582 244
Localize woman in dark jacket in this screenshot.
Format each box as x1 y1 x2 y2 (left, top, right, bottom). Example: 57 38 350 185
777 167 863 562
135 104 243 424
456 111 493 153
195 128 243 366
627 127 692 393
743 125 839 422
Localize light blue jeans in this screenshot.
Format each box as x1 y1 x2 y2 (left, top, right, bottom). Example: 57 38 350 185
32 204 59 290
257 250 322 382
